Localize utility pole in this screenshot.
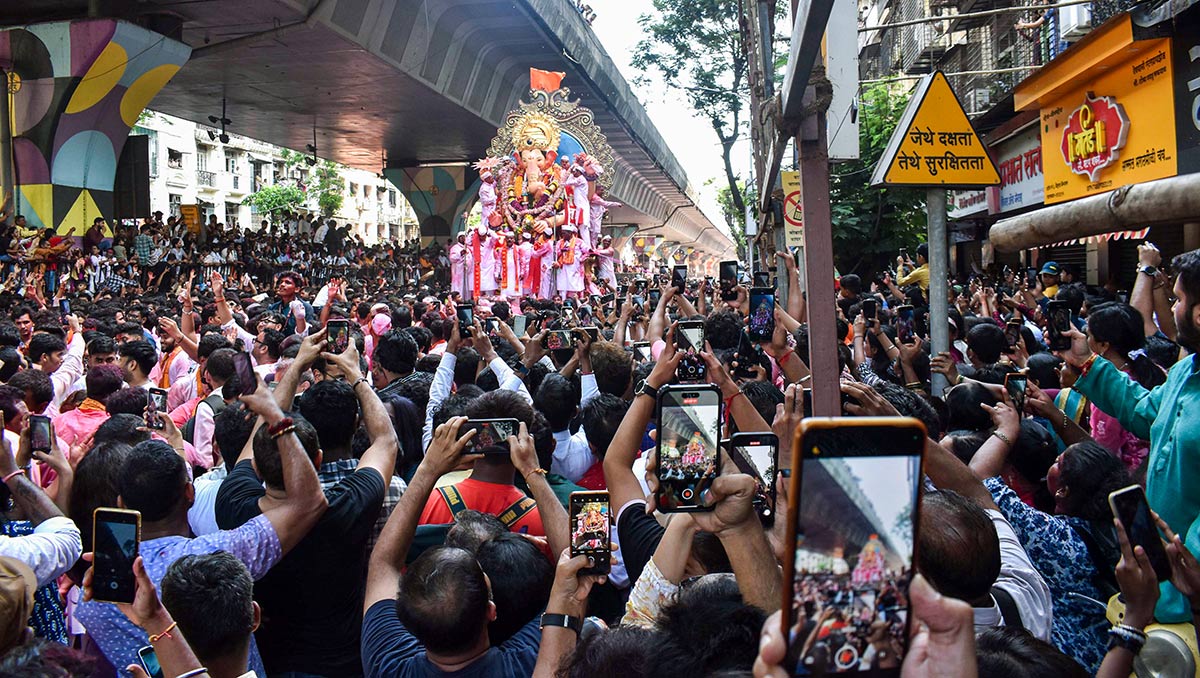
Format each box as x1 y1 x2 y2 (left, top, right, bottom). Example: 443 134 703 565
0 66 14 214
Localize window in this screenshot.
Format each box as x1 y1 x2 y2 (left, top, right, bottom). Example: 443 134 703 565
168 149 184 169
225 152 237 174
169 194 182 215
388 189 397 208
349 182 358 196
197 151 208 171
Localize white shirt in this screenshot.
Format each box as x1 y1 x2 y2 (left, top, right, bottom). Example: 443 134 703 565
0 516 83 587
45 332 85 417
550 428 593 482
973 509 1054 641
187 465 228 536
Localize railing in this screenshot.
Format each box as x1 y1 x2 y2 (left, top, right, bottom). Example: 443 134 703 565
1092 0 1139 27
198 170 215 187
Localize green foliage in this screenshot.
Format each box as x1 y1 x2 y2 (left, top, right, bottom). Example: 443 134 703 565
827 82 927 277
710 177 754 258
312 160 343 217
242 183 305 216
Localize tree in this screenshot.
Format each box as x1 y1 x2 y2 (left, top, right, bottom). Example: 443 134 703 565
825 82 927 277
242 184 305 217
710 177 755 258
632 0 754 221
312 160 344 217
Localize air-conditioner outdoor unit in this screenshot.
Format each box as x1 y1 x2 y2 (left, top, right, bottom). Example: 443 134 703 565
1059 4 1091 40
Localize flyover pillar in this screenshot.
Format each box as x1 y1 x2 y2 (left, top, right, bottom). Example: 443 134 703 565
0 20 189 234
385 165 479 245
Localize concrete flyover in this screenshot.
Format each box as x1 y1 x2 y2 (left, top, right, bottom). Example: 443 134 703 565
1 0 734 259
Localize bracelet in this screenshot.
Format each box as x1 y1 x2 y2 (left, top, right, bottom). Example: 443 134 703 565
540 612 583 634
267 417 294 436
905 381 923 389
1079 353 1099 376
991 430 1013 445
798 374 812 383
175 669 209 678
779 349 794 365
724 390 745 409
525 468 548 482
149 620 178 643
351 377 369 391
1107 624 1147 654
1 469 23 483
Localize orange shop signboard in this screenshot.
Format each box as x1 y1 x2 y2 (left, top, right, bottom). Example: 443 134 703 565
1038 38 1176 204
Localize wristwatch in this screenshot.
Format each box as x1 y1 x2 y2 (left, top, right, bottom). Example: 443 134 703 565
1139 265 1158 277
634 379 659 401
540 613 583 634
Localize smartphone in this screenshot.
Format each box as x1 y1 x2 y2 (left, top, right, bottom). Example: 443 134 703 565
1108 485 1172 581
542 329 576 351
146 388 169 430
1004 372 1027 414
747 287 776 342
590 294 602 309
137 646 165 678
580 326 600 343
783 417 926 674
632 294 645 309
719 260 738 301
463 418 520 454
632 341 652 362
600 293 615 309
648 288 662 308
1004 320 1023 349
327 319 351 352
569 491 611 575
895 304 915 344
654 385 722 512
29 414 51 453
753 271 771 288
729 433 779 525
733 330 765 380
91 508 141 604
455 307 474 337
675 320 705 353
672 265 688 293
231 352 256 397
1046 300 1073 351
511 314 528 337
484 317 500 337
861 298 877 324
59 299 71 318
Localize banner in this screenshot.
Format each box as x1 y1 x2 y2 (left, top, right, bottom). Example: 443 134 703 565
780 171 803 248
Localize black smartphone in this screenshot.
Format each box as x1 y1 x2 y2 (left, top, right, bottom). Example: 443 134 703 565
484 317 500 337
1005 320 1023 349
648 288 662 308
672 265 688 293
569 491 611 575
654 385 722 512
675 320 705 353
1026 268 1038 287
895 304 915 344
783 417 926 675
92 508 141 604
146 387 168 430
580 326 600 343
1109 485 1172 581
455 307 474 337
861 298 877 324
29 414 51 453
632 341 652 362
747 287 776 342
733 330 764 380
1047 300 1073 351
600 293 615 308
59 299 71 318
463 418 519 454
590 294 602 309
753 271 771 288
511 314 528 337
327 319 351 353
632 294 645 309
729 432 778 525
1005 373 1028 414
542 329 576 351
137 646 165 678
719 260 738 301
232 352 256 397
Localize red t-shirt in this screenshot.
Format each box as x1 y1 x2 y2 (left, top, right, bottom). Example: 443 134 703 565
576 462 606 491
418 477 545 536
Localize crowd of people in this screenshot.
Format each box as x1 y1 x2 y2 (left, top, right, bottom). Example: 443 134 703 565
1 200 1200 678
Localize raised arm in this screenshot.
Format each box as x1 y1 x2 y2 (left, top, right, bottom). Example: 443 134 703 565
327 341 399 479
510 421 569 558
271 328 326 412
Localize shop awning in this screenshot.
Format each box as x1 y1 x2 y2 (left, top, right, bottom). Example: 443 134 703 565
1047 227 1149 248
989 173 1200 252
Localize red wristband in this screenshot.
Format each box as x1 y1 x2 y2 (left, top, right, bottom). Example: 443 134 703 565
267 417 294 436
779 349 794 365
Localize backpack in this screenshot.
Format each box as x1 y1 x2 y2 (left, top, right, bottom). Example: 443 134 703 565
182 392 228 445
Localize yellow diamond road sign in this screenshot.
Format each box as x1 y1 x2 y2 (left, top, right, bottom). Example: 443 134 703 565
870 71 1001 188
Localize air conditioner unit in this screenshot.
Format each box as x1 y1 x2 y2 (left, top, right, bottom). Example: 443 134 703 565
967 88 991 113
1058 4 1090 41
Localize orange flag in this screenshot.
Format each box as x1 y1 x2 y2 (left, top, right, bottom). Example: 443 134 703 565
530 68 566 92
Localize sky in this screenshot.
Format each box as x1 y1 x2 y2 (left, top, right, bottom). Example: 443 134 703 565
588 0 754 235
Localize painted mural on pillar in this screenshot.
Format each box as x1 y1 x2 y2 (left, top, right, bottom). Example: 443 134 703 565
384 165 478 239
0 20 190 233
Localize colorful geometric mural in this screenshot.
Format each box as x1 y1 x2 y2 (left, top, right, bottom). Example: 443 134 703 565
385 165 480 238
0 20 190 233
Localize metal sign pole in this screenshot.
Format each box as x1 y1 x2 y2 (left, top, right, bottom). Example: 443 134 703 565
927 187 949 396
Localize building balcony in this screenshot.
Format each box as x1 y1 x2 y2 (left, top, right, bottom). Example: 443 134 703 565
197 170 216 188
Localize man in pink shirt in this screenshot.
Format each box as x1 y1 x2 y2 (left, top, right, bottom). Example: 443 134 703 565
54 364 123 450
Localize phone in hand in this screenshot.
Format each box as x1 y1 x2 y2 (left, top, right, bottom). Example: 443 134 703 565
1004 320 1023 349
1046 300 1073 351
137 646 165 678
672 265 688 293
783 417 925 673
569 491 611 575
648 288 662 308
463 418 520 454
580 326 600 343
728 433 778 525
327 319 351 353
894 304 915 344
542 329 576 351
511 314 528 337
91 508 141 604
1004 372 1028 414
456 307 474 337
146 388 169 430
675 320 707 383
600 293 615 309
654 385 722 512
752 271 771 289
719 260 738 301
861 298 877 325
632 341 652 362
29 414 52 453
59 298 71 319
484 317 500 337
1108 485 1172 581
747 287 776 342
232 352 257 397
